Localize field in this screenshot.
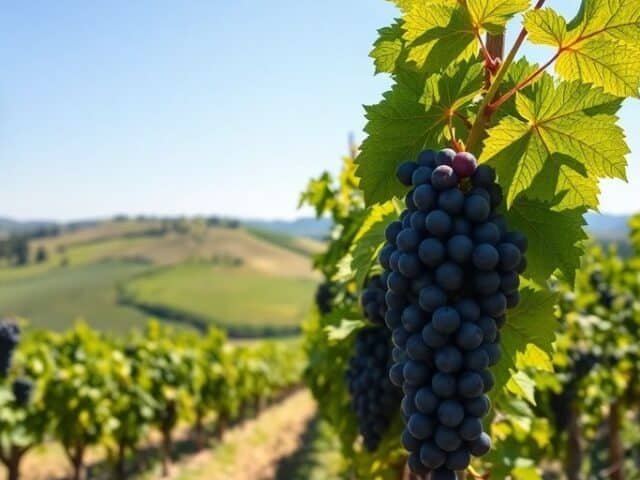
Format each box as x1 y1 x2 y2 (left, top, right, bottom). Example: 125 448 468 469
0 261 151 333
0 220 319 335
121 262 316 336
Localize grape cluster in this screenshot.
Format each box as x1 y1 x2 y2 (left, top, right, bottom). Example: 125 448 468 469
360 275 387 326
315 282 336 314
346 326 401 452
12 378 33 406
0 321 20 377
379 148 528 478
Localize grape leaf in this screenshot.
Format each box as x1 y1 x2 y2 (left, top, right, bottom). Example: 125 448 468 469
371 20 405 75
389 0 419 13
524 2 640 97
567 0 640 43
357 62 483 205
402 0 476 73
356 70 442 205
506 371 537 405
348 199 403 289
326 319 365 343
516 344 554 373
481 76 627 209
508 198 588 285
555 39 640 98
467 0 531 34
298 172 334 217
421 59 484 113
493 286 558 396
524 8 568 46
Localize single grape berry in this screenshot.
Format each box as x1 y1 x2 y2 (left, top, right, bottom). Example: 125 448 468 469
412 166 434 186
432 165 458 191
426 210 452 237
397 161 419 186
452 151 477 178
418 149 437 167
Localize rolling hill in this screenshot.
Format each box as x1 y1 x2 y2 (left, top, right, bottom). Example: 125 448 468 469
0 219 320 336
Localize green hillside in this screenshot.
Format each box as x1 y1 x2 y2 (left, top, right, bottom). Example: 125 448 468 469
121 262 315 336
0 220 317 335
0 261 151 333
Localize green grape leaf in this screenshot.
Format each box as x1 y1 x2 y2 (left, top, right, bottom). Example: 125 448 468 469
467 0 531 34
371 20 405 74
421 59 484 113
567 0 640 43
356 70 441 205
512 465 544 480
402 0 476 73
298 172 334 217
481 76 627 209
389 0 418 12
524 8 568 46
525 1 640 97
555 39 640 98
508 198 587 285
348 199 403 289
326 319 365 343
493 286 558 397
506 371 537 405
516 344 554 373
358 62 483 205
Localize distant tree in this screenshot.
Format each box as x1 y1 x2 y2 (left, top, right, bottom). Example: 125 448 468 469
0 239 7 261
9 236 29 266
35 246 48 263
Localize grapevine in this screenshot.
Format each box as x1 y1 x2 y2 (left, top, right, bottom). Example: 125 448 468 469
0 321 20 378
303 0 640 478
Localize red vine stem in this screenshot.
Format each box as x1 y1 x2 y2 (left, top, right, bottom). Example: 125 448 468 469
475 29 493 65
489 20 621 111
465 0 547 154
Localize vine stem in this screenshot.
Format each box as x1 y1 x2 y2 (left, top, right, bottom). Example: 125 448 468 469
465 0 547 155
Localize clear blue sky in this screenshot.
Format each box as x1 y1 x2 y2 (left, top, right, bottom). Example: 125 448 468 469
1 1 638 221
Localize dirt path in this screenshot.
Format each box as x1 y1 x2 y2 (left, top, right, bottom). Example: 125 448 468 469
15 390 316 480
169 390 316 480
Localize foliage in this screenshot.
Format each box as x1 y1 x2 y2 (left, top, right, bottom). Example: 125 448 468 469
303 0 640 477
0 321 304 479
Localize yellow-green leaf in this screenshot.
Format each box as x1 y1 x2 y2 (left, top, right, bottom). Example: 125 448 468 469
481 76 628 208
524 8 568 46
370 20 405 75
467 0 530 34
402 0 476 73
555 38 640 98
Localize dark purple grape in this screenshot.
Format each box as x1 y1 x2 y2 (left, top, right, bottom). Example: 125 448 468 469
413 184 438 211
452 152 477 178
438 188 465 215
436 149 456 167
426 210 452 237
472 165 496 188
418 149 438 168
419 238 446 268
412 167 434 186
397 161 419 186
432 165 458 191
464 195 490 223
